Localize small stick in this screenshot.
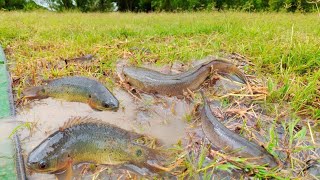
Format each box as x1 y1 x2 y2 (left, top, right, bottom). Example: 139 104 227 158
307 120 315 145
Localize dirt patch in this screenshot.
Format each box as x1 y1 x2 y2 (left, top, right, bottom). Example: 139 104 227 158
12 56 319 179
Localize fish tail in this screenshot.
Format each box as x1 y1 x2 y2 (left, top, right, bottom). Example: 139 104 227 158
219 65 247 84
22 86 47 99
209 59 247 84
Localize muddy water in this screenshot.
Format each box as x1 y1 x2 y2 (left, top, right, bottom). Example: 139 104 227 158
16 58 246 179
16 89 192 179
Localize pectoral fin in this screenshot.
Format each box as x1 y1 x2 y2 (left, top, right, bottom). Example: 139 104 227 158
56 159 73 180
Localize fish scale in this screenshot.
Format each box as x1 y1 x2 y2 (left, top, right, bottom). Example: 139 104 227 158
123 58 247 96
23 76 119 111
200 91 278 168
27 117 166 178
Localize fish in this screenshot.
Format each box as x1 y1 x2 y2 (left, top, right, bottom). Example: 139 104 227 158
200 91 278 168
122 58 247 96
23 76 119 111
64 54 94 64
27 117 168 178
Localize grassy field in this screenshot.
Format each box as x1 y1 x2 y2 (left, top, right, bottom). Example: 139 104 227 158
0 11 319 178
1 11 319 119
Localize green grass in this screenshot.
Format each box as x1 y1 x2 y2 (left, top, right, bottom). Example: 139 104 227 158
0 11 318 119
0 11 319 179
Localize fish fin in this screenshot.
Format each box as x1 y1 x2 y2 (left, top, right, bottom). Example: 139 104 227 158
87 99 100 111
60 116 145 140
56 159 73 180
60 116 103 131
65 159 73 180
22 86 46 99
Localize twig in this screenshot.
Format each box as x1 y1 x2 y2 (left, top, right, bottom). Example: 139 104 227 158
307 120 315 145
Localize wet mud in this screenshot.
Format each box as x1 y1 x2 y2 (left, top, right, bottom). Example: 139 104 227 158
13 57 251 179
16 89 194 179
11 57 319 179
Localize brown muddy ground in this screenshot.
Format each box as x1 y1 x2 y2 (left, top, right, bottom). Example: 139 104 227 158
16 89 193 179
12 57 320 179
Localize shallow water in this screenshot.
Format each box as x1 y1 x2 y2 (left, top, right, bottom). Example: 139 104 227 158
17 89 191 179
16 76 245 179
16 58 248 179
3 57 317 179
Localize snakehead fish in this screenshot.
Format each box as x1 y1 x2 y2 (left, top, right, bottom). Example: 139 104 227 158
27 117 168 178
123 58 247 96
23 76 119 111
200 91 278 168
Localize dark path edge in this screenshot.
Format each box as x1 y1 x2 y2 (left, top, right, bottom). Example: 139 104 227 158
0 47 27 180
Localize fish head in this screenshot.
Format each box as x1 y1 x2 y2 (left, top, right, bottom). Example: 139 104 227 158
123 144 149 164
127 144 168 166
122 67 142 83
88 92 119 111
123 67 143 80
122 66 135 78
123 67 148 89
23 86 49 99
27 131 70 174
127 145 173 174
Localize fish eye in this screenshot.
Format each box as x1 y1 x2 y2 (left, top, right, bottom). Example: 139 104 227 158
136 149 142 157
38 160 48 169
41 89 45 93
88 94 92 98
102 101 110 108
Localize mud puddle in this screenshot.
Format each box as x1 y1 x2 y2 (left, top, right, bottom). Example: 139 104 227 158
16 89 192 179
17 57 247 179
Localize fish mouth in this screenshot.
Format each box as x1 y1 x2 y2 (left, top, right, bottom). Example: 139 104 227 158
105 102 120 112
110 105 119 112
92 105 119 112
103 106 119 112
88 100 119 112
111 107 119 112
26 162 51 174
26 162 33 171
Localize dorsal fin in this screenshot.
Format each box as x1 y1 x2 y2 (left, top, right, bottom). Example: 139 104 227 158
59 117 155 145
59 116 104 131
